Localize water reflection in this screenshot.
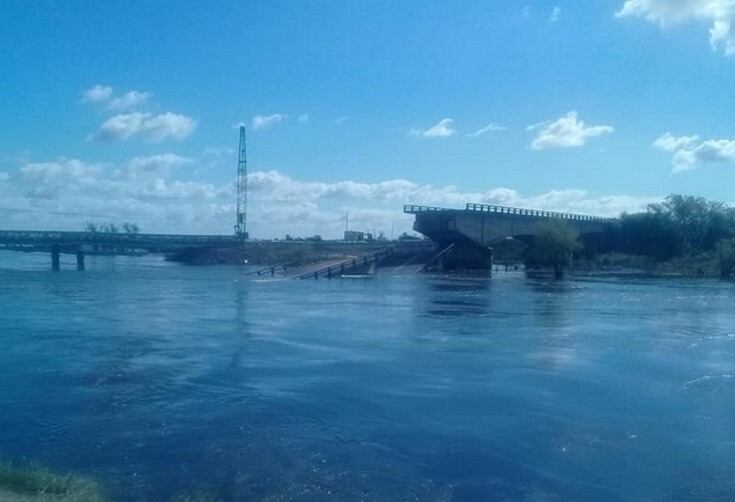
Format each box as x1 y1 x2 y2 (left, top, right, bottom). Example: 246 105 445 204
421 275 492 317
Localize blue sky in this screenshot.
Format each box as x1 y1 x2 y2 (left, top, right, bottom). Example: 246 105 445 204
1 0 734 237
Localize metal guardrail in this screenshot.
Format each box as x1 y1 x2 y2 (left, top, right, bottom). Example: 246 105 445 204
402 205 451 214
404 203 611 222
295 248 394 280
464 203 610 222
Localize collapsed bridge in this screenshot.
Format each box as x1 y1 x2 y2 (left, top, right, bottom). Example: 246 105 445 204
404 203 612 270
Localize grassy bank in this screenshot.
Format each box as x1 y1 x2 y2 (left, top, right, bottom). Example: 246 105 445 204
168 240 435 266
574 252 733 279
0 460 107 502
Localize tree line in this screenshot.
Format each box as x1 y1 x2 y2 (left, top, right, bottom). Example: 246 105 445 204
608 195 735 261
85 222 140 234
526 194 735 278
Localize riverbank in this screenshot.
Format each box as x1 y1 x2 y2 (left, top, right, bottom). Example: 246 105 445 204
573 252 734 279
167 239 436 267
167 240 735 280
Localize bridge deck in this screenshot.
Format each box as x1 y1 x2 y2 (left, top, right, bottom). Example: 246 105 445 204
404 203 611 223
0 230 239 251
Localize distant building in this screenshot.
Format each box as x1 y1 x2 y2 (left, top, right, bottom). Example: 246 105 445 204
344 230 365 241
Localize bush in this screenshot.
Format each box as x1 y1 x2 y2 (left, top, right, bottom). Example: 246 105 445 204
525 219 582 278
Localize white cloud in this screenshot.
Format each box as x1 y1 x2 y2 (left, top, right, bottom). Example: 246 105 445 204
653 132 700 152
334 116 349 125
18 159 106 200
246 170 656 219
616 0 735 56
298 113 309 124
654 132 735 172
0 156 659 238
550 6 562 22
523 5 531 17
123 154 192 178
82 85 149 110
467 123 506 138
252 114 286 130
411 118 457 138
82 86 193 142
92 112 197 142
530 111 613 150
82 85 113 103
106 90 150 111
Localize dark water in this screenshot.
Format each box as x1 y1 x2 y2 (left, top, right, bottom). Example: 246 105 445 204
1 251 735 501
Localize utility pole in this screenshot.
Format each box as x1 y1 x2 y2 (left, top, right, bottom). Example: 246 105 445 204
234 126 248 239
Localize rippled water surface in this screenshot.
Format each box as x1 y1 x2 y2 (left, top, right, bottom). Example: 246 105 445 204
1 250 735 501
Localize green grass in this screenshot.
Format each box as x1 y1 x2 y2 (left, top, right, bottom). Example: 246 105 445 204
0 460 107 501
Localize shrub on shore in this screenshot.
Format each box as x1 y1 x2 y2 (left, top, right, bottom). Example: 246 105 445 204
525 220 581 278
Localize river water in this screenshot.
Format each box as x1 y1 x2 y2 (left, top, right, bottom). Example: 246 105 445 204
1 250 734 501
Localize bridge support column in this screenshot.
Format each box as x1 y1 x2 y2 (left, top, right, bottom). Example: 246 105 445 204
51 245 60 271
441 243 494 272
76 250 85 271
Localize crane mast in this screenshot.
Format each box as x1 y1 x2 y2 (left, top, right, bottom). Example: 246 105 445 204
234 125 248 239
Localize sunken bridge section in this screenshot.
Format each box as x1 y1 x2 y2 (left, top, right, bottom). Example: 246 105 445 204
404 203 612 270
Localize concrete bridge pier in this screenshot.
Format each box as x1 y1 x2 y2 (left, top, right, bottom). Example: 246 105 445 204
51 245 60 271
76 250 85 271
441 243 494 271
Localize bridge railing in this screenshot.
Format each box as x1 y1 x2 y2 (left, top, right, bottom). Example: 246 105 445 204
403 203 611 222
403 205 452 214
465 203 611 222
0 230 239 247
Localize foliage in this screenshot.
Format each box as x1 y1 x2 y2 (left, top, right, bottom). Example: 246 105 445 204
525 219 582 278
84 222 140 234
616 212 681 261
718 238 735 278
397 232 421 241
121 222 139 234
611 195 735 262
649 195 734 252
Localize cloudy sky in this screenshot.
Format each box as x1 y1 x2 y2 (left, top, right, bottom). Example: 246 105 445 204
1 0 734 238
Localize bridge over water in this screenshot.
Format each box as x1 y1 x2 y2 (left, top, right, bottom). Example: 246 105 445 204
0 230 239 270
404 203 612 270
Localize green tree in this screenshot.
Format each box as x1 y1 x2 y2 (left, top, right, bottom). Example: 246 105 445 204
525 219 582 278
649 195 735 252
617 211 680 261
99 223 119 233
718 238 735 279
609 195 735 261
122 222 140 234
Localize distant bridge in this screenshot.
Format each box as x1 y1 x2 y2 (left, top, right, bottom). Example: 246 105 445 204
404 203 612 270
0 230 239 270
